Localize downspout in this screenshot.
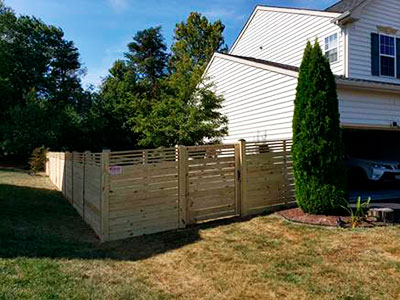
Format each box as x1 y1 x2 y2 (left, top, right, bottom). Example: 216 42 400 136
343 26 349 77
331 11 354 78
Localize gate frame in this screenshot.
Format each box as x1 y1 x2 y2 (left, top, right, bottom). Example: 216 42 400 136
179 143 242 225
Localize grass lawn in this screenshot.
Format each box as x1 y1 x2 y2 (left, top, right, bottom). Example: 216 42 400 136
1 169 400 299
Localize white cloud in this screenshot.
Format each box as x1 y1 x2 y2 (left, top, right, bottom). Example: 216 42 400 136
202 8 246 21
108 0 129 12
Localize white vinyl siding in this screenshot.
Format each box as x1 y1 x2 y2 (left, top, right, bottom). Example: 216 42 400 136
205 56 297 143
348 0 400 83
204 56 400 144
338 87 400 128
230 9 345 75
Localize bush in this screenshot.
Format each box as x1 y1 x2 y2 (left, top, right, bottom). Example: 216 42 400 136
292 40 347 215
296 178 347 215
29 146 48 174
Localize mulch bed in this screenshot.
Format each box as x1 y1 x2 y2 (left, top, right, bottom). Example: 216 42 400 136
278 208 390 228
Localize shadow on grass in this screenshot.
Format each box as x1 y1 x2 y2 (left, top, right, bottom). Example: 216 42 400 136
0 183 252 261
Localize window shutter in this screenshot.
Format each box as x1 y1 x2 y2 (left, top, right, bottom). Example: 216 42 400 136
371 33 380 76
396 38 400 79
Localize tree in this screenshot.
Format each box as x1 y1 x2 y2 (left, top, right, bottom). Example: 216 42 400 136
0 93 82 159
170 12 227 74
0 2 91 160
169 12 227 98
99 14 229 149
125 26 168 99
292 40 347 215
96 60 142 150
130 13 228 148
0 11 84 110
133 81 227 148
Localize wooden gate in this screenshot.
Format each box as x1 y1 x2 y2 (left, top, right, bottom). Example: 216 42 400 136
184 144 240 224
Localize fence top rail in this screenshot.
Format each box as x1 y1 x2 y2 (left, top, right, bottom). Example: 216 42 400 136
47 139 292 159
110 147 177 156
245 138 293 143
47 151 102 156
186 144 235 151
246 140 292 146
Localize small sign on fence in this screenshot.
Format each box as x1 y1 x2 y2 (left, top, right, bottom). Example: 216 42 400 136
108 165 122 175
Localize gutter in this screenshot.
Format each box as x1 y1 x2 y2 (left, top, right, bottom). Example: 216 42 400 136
331 10 351 24
331 10 359 26
336 78 400 93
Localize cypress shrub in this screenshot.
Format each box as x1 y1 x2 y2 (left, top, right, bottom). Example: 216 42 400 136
292 40 347 215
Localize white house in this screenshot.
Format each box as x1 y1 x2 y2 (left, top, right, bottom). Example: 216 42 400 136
205 0 400 157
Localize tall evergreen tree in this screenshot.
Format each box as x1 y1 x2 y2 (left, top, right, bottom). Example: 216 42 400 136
292 40 347 215
125 26 168 99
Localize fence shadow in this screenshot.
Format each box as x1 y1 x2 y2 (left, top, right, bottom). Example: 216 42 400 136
0 181 286 261
0 183 203 261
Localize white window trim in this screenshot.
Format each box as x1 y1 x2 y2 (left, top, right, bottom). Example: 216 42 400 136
324 32 340 64
379 33 396 78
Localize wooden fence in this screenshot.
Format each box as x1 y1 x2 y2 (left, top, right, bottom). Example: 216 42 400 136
46 139 295 242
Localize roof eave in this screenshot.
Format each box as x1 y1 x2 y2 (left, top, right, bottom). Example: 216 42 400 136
331 11 357 25
213 53 299 78
210 53 400 93
336 78 400 93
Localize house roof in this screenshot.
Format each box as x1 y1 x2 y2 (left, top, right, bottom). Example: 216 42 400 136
225 54 300 73
325 0 367 13
256 5 333 14
214 53 400 91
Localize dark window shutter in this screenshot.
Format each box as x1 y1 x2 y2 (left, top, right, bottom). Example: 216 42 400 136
396 38 400 78
371 33 380 76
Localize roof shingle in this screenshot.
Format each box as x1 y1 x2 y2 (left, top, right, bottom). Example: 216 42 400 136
325 0 366 13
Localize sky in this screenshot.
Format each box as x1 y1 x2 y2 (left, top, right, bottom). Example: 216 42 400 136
6 0 338 88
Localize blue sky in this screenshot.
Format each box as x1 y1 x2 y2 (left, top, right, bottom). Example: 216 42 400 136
6 0 338 88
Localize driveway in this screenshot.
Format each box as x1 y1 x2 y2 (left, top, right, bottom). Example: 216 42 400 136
349 189 400 202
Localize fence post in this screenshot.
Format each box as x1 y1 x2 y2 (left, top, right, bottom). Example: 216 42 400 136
56 153 60 188
45 153 49 176
283 140 288 206
234 142 241 216
64 152 70 203
238 139 248 217
81 151 88 221
101 150 110 242
62 152 66 196
178 145 188 228
72 151 77 206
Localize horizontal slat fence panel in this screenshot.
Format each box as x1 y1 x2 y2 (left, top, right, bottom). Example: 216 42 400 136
46 151 102 238
186 144 239 223
46 139 295 242
84 159 102 236
245 140 295 215
107 148 179 241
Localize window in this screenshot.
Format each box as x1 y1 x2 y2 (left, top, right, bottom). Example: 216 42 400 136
380 34 395 77
325 33 338 63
